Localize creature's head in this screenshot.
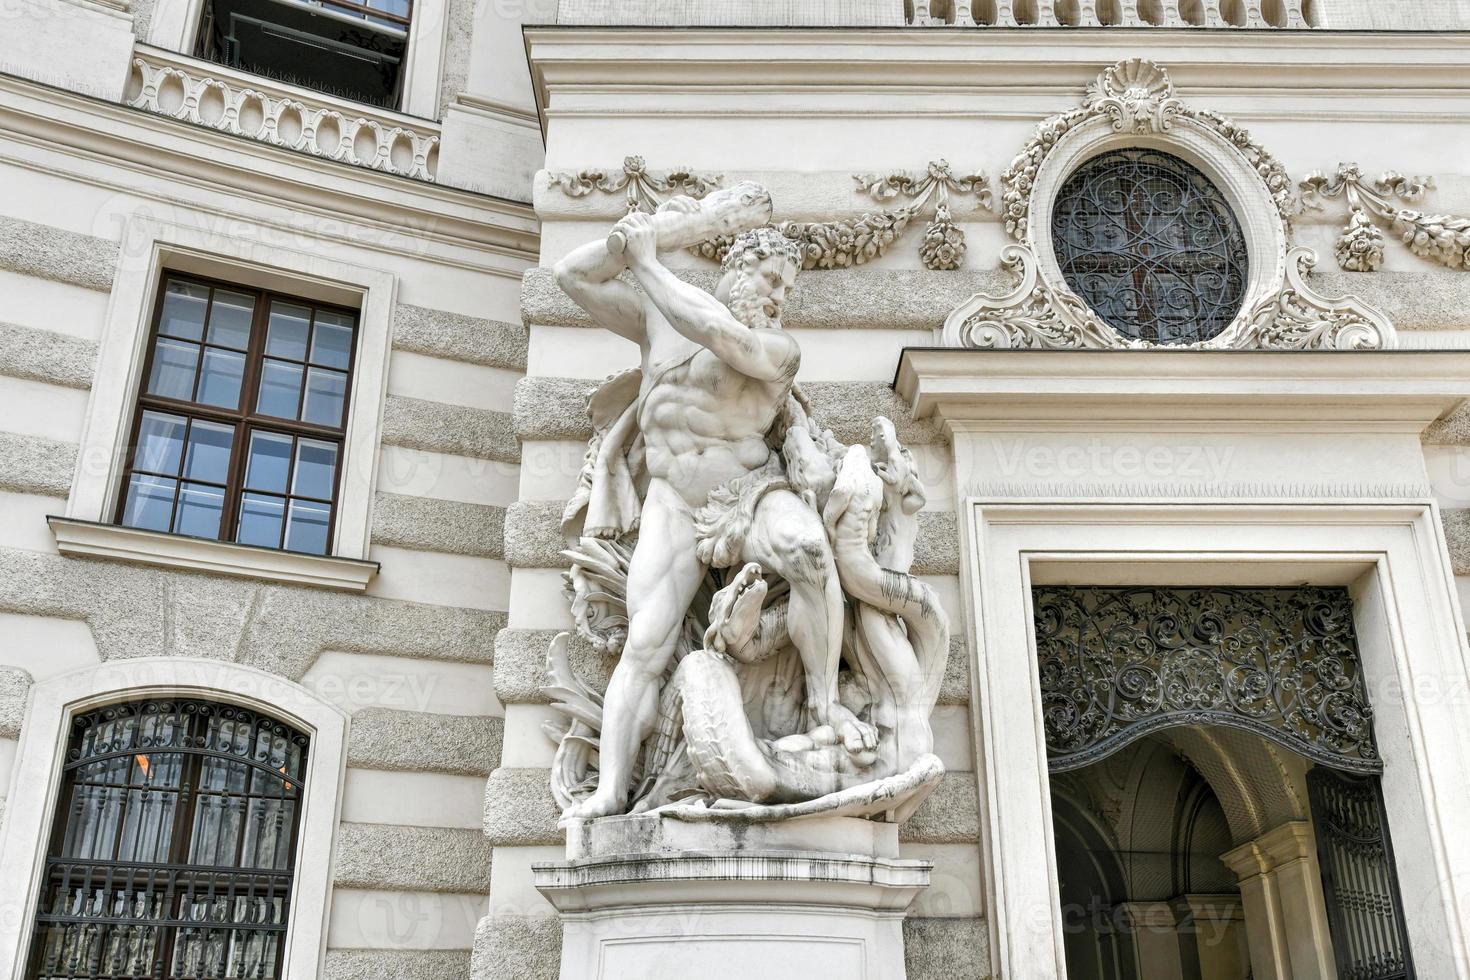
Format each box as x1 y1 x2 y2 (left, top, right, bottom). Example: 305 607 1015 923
716 228 801 330
704 562 769 658
870 417 926 516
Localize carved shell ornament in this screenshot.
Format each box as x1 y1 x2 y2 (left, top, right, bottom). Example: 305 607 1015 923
946 58 1394 352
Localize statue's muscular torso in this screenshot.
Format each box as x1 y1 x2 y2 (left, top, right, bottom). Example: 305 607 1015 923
637 313 793 508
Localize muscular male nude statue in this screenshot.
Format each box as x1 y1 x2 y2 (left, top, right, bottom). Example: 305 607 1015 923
555 204 877 820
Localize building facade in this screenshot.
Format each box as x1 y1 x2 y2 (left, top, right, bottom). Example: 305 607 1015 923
4 2 1470 979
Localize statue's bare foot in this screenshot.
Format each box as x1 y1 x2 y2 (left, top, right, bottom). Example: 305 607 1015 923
560 787 625 824
823 703 879 766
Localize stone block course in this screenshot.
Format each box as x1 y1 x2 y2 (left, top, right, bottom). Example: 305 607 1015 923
323 949 472 980
382 394 519 462
483 767 563 846
900 772 980 844
0 666 33 739
502 500 571 569
494 627 613 705
347 709 503 777
513 375 598 442
0 432 76 497
503 496 953 572
1426 403 1470 446
904 916 991 979
0 216 118 292
0 322 98 389
0 548 500 681
521 265 1006 333
1442 508 1470 575
393 304 528 371
470 913 561 980
334 821 493 893
372 492 506 558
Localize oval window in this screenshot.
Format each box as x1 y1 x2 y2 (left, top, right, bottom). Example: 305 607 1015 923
1051 148 1249 345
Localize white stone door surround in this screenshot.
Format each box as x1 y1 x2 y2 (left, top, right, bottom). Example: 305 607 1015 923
897 348 1470 980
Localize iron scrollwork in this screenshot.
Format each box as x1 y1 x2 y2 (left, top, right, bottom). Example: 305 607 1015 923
1051 147 1250 345
1033 586 1381 773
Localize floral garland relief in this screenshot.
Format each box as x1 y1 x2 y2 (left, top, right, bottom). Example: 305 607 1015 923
1301 164 1470 272
546 156 991 272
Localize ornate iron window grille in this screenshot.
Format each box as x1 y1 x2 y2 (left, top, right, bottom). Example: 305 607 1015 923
1050 148 1250 345
1032 586 1380 773
25 698 309 980
1308 769 1415 980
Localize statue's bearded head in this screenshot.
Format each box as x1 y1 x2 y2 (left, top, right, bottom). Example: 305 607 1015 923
717 228 801 330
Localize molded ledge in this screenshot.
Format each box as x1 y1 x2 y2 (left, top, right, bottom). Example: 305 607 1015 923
897 348 1470 430
49 517 379 591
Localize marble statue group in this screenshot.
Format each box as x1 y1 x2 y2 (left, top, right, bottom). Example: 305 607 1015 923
543 181 950 824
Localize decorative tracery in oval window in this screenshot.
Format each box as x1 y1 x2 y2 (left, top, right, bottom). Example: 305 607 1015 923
25 698 308 979
1051 148 1249 345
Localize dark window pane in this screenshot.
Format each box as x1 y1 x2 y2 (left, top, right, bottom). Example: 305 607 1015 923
147 338 199 401
245 431 292 493
310 314 354 369
292 439 338 499
257 358 303 419
207 289 255 349
122 474 177 531
135 411 186 475
285 498 331 554
159 280 209 340
183 420 234 484
266 302 311 360
174 482 225 538
237 492 285 548
197 348 246 409
302 368 347 427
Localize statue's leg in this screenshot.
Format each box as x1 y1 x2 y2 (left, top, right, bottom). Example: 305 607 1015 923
743 489 878 757
565 479 703 820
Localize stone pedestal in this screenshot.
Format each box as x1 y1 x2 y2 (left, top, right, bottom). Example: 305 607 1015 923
534 813 931 980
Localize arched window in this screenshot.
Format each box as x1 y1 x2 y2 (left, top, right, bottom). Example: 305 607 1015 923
1051 147 1249 345
25 698 309 979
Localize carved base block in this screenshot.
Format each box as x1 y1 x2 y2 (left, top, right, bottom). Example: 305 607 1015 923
534 814 931 980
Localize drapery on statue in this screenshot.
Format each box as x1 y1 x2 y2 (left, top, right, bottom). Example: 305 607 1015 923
544 181 950 824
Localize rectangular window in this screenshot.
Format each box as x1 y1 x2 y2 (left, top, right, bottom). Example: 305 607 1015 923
116 275 358 556
195 0 411 109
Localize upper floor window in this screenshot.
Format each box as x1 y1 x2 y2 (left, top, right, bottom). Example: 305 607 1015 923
25 698 309 979
1051 148 1249 346
116 276 358 556
195 0 412 108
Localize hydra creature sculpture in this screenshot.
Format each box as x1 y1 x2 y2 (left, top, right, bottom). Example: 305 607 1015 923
543 183 948 824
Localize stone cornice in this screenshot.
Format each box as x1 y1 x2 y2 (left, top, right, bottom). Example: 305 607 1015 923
527 28 1470 123
0 69 538 267
896 348 1470 430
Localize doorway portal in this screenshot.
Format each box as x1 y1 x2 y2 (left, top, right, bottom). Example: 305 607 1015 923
1036 585 1417 979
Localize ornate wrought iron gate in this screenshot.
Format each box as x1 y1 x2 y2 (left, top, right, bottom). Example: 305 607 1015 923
1307 769 1416 980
